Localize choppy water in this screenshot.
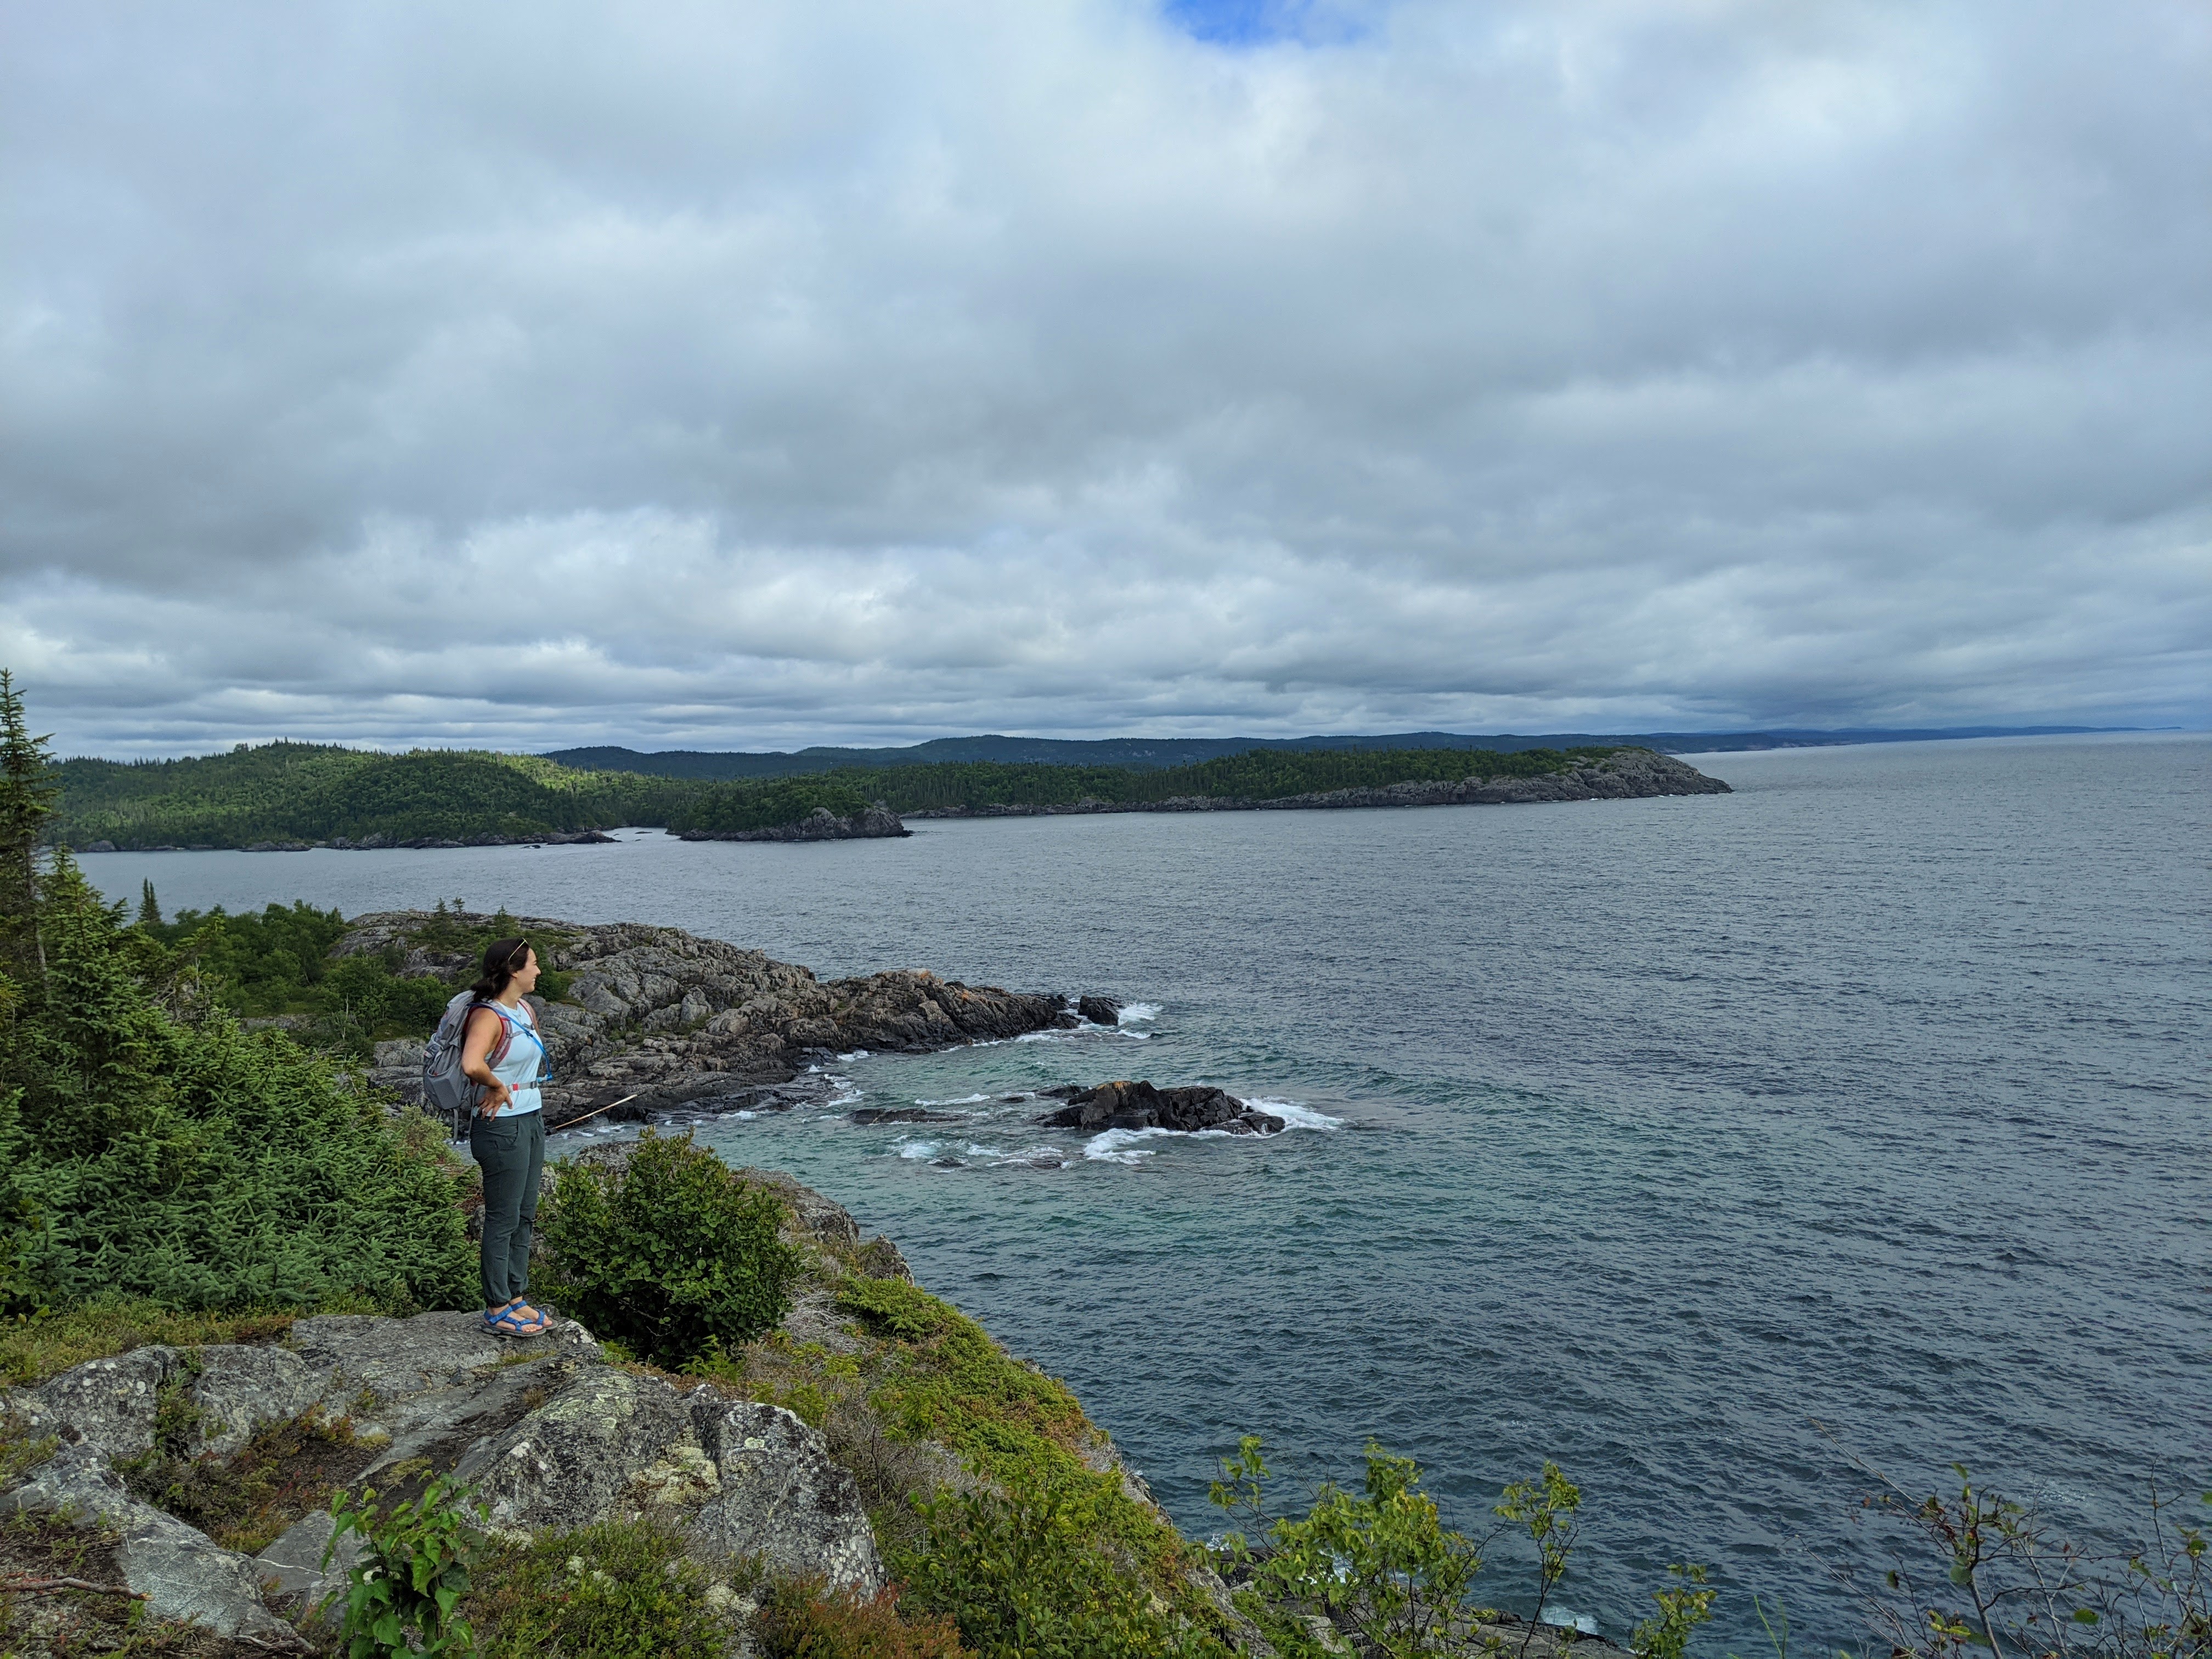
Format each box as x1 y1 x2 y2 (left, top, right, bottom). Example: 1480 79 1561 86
84 733 2211 1652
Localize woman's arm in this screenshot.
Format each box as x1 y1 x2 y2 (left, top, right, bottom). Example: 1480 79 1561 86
460 1007 512 1116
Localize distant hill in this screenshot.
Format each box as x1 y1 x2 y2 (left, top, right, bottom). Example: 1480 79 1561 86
49 742 688 849
545 726 2126 781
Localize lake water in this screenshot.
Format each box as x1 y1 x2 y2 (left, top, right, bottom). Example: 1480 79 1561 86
82 732 2211 1652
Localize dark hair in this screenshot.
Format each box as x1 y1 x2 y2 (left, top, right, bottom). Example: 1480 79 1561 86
470 937 532 1002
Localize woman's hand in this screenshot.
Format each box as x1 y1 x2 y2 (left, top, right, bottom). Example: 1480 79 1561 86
478 1080 514 1116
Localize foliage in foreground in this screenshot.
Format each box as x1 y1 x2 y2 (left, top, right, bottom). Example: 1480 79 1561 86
327 1476 484 1659
469 1514 741 1659
1857 1467 2209 1659
0 859 476 1314
756 1576 971 1658
1211 1436 1496 1659
1211 1437 1708 1659
537 1130 804 1368
891 1471 1228 1659
0 674 476 1317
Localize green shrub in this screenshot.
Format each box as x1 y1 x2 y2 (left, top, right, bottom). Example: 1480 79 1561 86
327 1476 485 1658
755 1576 969 1658
0 857 476 1316
890 1472 1228 1659
537 1131 803 1368
469 1515 736 1659
1211 1436 1487 1659
836 1276 962 1344
1631 1564 1717 1659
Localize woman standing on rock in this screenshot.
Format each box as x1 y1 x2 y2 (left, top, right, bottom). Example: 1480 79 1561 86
462 938 554 1338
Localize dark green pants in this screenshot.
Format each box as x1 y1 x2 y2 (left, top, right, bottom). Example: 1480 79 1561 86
470 1110 545 1309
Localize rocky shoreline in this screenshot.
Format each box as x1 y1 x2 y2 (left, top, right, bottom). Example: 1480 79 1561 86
74 829 620 853
907 746 1729 817
357 910 1084 1129
674 803 908 842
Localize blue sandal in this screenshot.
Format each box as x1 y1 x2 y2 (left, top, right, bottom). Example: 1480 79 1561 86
484 1302 548 1339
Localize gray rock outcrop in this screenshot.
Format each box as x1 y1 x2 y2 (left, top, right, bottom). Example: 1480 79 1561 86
2 1441 309 1645
2 1307 882 1645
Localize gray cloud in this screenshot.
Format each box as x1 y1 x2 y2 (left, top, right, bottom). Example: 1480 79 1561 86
3 0 2207 754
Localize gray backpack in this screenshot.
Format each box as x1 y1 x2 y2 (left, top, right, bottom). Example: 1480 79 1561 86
422 992 554 1139
421 991 488 1139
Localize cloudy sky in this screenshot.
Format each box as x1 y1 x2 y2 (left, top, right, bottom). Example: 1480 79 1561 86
3 0 2207 757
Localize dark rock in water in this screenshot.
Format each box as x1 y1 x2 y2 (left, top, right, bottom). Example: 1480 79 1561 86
678 803 910 843
1223 1111 1286 1135
1077 995 1123 1025
81 840 117 853
1037 1079 1283 1136
851 1107 961 1125
1037 1084 1087 1101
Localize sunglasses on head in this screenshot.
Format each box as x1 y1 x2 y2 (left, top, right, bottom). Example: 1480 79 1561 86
505 940 530 972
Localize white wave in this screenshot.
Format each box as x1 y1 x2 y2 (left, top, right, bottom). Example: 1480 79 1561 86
1244 1097 1344 1132
1014 1029 1073 1043
1548 1609 1600 1637
835 1048 872 1062
1080 1124 1238 1161
1082 1126 1168 1164
916 1092 991 1107
1117 1002 1163 1023
895 1138 940 1160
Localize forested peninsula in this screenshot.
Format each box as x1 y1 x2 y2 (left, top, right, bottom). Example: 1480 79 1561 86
49 739 1728 851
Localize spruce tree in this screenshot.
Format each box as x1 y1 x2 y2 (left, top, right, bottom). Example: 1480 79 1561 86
0 669 57 982
137 878 163 928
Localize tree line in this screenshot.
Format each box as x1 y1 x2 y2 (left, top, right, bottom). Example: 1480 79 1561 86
46 725 1628 848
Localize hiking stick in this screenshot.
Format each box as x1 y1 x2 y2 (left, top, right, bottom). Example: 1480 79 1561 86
555 1092 640 1131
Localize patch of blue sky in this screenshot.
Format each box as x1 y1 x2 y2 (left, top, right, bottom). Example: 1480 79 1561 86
1160 0 1373 48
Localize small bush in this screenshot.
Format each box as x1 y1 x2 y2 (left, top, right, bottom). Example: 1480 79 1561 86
757 1576 969 1658
537 1131 803 1369
327 1476 484 1659
891 1471 1228 1659
469 1515 736 1659
836 1277 960 1344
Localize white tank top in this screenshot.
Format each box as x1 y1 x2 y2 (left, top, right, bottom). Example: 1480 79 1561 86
478 1000 546 1118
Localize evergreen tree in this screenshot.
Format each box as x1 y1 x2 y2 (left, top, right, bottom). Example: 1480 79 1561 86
0 669 57 983
137 878 162 928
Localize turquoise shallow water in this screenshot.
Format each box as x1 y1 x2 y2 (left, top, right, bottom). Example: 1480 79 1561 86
85 733 2211 1651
